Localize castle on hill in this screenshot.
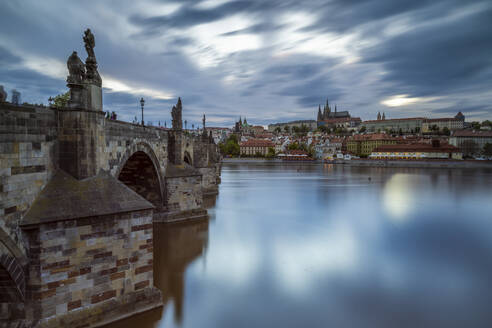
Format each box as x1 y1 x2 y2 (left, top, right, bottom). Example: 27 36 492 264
317 99 350 121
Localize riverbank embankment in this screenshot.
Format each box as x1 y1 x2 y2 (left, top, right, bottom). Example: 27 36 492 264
222 158 492 169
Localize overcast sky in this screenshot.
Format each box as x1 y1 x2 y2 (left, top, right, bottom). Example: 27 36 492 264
1 0 491 127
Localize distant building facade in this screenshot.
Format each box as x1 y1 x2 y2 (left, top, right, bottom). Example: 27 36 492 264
449 130 492 156
362 117 425 133
267 120 317 132
370 140 462 160
240 139 275 156
422 116 464 132
251 125 265 135
363 112 466 134
346 133 400 156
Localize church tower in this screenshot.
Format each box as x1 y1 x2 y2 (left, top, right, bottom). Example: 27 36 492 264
377 112 381 120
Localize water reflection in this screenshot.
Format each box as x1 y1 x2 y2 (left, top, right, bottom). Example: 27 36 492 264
153 221 209 323
104 219 209 328
107 164 492 328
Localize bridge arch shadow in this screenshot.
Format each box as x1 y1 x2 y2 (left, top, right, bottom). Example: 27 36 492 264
0 228 27 306
116 143 164 210
183 151 192 166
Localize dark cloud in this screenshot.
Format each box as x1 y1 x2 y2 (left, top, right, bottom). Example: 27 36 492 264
102 90 140 106
130 1 257 30
1 0 491 125
0 67 65 98
302 0 461 34
276 75 344 108
0 45 21 66
363 7 492 98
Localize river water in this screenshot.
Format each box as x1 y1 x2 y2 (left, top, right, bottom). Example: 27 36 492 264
107 163 492 328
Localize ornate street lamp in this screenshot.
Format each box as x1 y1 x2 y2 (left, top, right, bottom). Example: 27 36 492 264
185 120 187 130
140 97 145 126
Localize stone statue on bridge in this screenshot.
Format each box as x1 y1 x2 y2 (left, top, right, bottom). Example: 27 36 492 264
202 114 209 141
171 97 183 130
67 51 86 84
83 28 96 58
66 29 102 110
83 28 101 86
0 85 7 102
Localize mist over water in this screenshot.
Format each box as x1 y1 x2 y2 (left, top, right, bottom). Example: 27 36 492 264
107 163 492 328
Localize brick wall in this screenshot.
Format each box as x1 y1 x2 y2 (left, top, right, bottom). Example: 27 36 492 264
24 209 155 323
0 104 58 253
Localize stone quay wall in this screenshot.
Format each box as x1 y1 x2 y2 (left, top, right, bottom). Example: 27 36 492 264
0 104 58 254
22 209 161 327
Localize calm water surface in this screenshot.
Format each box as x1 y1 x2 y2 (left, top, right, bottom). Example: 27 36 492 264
108 163 492 328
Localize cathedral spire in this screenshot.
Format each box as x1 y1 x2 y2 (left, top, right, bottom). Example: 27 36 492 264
377 112 381 120
317 105 322 121
382 112 385 120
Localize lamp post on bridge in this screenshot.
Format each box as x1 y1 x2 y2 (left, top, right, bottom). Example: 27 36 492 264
140 97 145 126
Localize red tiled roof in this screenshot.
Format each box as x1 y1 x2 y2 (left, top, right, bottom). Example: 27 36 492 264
240 139 275 147
452 130 492 137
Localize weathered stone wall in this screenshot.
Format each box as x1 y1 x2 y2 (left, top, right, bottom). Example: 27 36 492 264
23 209 160 327
192 140 209 168
0 104 58 253
198 167 219 196
155 174 206 222
165 175 203 212
57 109 105 180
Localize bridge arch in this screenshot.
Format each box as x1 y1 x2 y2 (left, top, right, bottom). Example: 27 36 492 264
183 151 192 166
116 142 165 209
0 228 27 304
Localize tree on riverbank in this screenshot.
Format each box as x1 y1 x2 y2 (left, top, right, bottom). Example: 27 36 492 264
219 134 240 157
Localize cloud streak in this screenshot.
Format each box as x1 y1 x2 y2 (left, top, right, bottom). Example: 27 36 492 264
0 0 491 125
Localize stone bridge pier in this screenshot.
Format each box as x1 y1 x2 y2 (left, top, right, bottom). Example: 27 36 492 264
0 29 221 328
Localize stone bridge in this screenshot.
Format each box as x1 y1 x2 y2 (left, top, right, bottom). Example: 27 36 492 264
0 30 220 327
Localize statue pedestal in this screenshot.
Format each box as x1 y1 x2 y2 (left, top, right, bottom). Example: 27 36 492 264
86 83 102 111
66 82 101 111
67 82 87 109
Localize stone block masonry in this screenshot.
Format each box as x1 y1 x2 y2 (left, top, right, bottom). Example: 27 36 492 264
0 104 58 254
22 209 162 327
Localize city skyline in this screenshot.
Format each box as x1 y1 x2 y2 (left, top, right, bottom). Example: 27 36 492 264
1 0 492 127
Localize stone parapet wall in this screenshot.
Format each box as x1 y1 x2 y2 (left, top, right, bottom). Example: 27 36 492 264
22 209 161 326
0 104 58 254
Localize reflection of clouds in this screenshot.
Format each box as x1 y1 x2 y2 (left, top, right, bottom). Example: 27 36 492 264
272 222 359 296
204 237 261 287
382 174 415 222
